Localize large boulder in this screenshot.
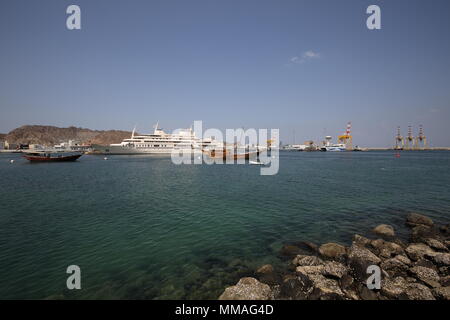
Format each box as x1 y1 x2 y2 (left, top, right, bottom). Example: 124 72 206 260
409 266 440 288
370 239 404 259
405 243 436 261
431 253 450 266
295 255 324 267
424 238 448 251
381 257 409 277
296 265 324 275
278 274 313 300
406 213 434 228
432 286 450 300
296 265 345 299
348 244 382 281
395 254 412 266
318 243 347 260
373 224 395 237
403 283 435 300
440 276 450 287
307 274 345 300
352 234 372 248
256 264 280 286
410 225 434 243
219 277 272 300
380 276 409 299
322 261 348 279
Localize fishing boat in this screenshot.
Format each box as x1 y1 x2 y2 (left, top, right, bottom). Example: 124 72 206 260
23 151 83 162
202 147 261 160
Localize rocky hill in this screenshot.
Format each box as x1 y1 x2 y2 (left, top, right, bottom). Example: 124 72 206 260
4 125 134 146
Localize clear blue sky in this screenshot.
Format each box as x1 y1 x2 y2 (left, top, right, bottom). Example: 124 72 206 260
1 0 449 147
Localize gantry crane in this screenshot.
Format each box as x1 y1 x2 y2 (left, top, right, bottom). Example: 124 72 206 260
395 126 404 150
415 125 427 150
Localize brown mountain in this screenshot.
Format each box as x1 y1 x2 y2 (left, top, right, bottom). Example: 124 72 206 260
4 125 133 146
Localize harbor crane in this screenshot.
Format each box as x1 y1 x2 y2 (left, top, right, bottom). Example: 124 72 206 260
405 125 415 150
395 126 404 150
414 125 427 150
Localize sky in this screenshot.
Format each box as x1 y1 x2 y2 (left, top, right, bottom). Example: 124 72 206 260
0 0 450 147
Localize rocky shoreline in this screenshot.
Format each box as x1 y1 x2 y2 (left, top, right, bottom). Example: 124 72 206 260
219 213 450 300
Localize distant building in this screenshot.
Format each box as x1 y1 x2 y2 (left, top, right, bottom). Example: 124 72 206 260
0 141 4 150
4 141 19 150
29 144 44 150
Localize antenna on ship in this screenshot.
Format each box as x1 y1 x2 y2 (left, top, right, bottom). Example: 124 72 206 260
154 121 159 134
131 125 136 139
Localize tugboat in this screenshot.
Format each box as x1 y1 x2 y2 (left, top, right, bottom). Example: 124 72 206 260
23 151 83 162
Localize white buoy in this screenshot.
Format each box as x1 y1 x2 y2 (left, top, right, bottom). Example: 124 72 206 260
104 157 108 160
10 159 14 164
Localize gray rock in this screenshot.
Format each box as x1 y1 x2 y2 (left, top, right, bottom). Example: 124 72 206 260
411 225 434 243
371 239 404 259
296 256 324 267
381 257 409 277
424 238 447 251
381 276 408 299
358 285 379 300
256 264 280 286
343 289 360 300
256 264 273 274
406 213 434 227
318 243 347 260
404 283 435 300
291 254 307 266
296 264 345 299
405 243 436 261
439 266 450 277
219 277 272 300
279 276 312 300
373 224 395 237
414 259 438 271
348 244 382 281
440 275 450 287
296 265 324 276
307 273 345 300
394 255 412 266
352 234 371 247
409 266 440 288
339 273 354 288
445 240 450 249
432 286 450 300
432 253 450 266
322 261 348 279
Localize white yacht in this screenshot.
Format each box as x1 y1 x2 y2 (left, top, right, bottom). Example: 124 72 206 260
92 124 222 155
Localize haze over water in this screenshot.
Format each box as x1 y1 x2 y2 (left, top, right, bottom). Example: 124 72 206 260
1 151 449 299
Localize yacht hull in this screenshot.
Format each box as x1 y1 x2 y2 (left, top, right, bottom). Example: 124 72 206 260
91 144 202 155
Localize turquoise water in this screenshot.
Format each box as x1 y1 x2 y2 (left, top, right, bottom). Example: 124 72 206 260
0 151 449 299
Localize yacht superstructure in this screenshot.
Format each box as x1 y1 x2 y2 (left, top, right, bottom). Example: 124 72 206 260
92 124 222 155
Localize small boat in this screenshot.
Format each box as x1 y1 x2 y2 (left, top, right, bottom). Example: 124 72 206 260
202 147 260 160
249 160 266 165
23 151 83 162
